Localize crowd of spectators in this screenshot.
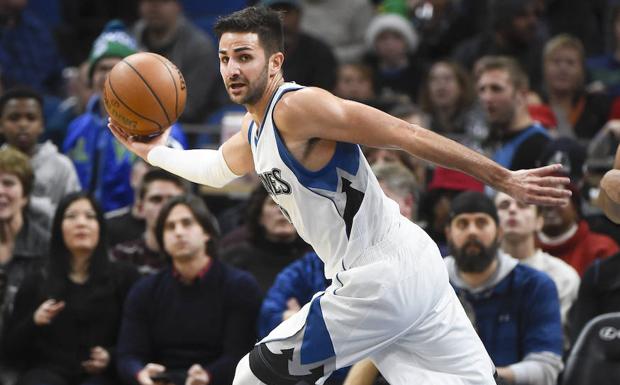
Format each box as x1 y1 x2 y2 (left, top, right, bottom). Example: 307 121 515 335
0 0 620 384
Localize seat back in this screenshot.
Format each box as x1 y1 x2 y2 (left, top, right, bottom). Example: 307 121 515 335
563 312 620 385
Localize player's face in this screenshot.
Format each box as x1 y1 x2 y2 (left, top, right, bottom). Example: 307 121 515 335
62 198 100 257
477 69 518 128
0 98 44 154
163 204 210 261
219 32 270 105
0 172 27 221
140 180 184 230
495 191 541 242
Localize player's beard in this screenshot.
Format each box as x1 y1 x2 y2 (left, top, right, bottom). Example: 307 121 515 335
233 65 269 105
449 237 499 273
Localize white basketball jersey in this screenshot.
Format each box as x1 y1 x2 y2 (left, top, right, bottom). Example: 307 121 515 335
249 83 402 278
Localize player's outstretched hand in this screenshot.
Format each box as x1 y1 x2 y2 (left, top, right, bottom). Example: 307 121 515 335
504 164 571 206
107 118 170 161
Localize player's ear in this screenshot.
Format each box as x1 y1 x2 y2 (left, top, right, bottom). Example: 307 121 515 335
269 52 284 76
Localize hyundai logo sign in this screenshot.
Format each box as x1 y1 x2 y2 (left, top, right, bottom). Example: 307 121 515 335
599 326 620 341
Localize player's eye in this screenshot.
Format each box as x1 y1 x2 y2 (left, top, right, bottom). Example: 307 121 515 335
220 56 229 64
240 55 251 62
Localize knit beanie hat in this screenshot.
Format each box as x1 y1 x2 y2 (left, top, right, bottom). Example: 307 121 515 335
449 191 499 224
88 20 137 79
365 13 419 53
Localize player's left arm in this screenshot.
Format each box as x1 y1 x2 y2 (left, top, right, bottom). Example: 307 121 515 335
277 88 570 206
598 144 620 223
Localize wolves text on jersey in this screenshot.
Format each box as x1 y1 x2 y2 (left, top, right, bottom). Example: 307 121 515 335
259 168 292 196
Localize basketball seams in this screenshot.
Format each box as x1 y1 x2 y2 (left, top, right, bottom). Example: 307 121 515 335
107 76 163 132
121 59 172 126
146 53 179 118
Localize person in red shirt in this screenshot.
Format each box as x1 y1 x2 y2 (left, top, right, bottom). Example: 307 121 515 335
538 181 619 275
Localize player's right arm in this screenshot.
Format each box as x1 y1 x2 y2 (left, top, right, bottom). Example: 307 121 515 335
108 114 254 187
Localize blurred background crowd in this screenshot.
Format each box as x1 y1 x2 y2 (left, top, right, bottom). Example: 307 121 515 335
0 0 619 384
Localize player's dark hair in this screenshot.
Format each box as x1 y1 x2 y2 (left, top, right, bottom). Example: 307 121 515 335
214 6 284 55
0 86 44 117
155 194 221 259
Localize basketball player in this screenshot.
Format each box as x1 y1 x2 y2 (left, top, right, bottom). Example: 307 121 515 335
108 6 570 385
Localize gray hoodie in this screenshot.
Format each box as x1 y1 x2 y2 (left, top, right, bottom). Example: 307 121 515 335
30 141 80 208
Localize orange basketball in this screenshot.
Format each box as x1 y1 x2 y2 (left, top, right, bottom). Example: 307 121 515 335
103 52 186 140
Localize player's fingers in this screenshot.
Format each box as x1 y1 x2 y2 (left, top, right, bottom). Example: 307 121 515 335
524 184 571 199
525 195 570 207
146 363 166 374
533 176 571 187
528 164 563 176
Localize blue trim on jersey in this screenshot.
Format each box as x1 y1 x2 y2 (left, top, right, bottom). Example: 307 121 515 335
273 128 361 192
256 85 294 141
247 120 254 145
300 294 335 365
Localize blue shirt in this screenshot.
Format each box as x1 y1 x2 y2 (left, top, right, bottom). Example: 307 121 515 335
453 264 563 366
63 94 187 212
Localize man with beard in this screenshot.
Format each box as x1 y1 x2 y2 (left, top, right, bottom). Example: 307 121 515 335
445 191 563 385
108 6 571 385
476 56 550 171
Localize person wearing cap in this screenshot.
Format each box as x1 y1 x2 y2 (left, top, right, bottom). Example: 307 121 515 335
445 191 563 385
261 0 337 91
132 0 223 123
62 21 187 213
363 13 427 103
419 166 484 256
476 56 551 171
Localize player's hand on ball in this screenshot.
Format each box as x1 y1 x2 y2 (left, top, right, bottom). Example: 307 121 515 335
108 118 170 161
505 164 571 206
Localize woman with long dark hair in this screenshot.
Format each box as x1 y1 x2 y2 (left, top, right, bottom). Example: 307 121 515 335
4 192 138 385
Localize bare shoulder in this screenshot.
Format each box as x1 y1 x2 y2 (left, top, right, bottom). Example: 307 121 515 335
273 87 345 136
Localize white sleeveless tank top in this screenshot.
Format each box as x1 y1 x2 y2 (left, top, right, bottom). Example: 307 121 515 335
249 83 402 278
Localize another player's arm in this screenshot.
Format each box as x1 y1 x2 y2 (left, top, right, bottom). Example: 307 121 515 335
277 88 570 206
108 114 254 187
598 144 620 223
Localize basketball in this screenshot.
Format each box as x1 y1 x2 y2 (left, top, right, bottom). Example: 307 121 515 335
103 52 186 140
